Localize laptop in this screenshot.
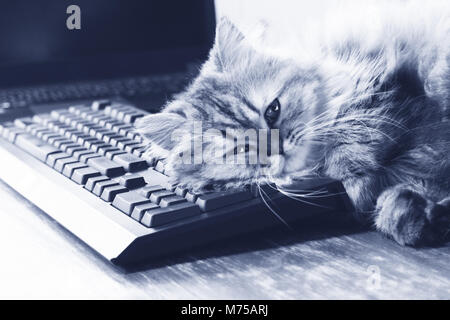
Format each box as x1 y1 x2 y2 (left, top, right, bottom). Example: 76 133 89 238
0 0 351 266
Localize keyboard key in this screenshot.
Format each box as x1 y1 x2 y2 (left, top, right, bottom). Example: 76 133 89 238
61 143 81 153
62 162 88 178
72 133 91 143
94 130 109 140
100 185 128 202
109 136 130 147
116 108 137 121
104 104 119 116
68 105 89 114
91 115 111 125
99 146 120 156
84 175 109 191
133 147 145 158
185 191 202 203
100 132 119 143
112 153 148 172
105 120 121 130
154 161 165 173
15 134 61 162
51 109 71 120
14 117 34 129
93 180 119 196
140 168 169 186
159 195 187 207
119 174 146 189
195 189 253 212
53 139 73 148
64 129 81 139
112 191 151 215
140 185 165 198
105 149 127 160
81 110 100 120
91 99 110 111
131 203 159 222
175 186 188 197
59 127 77 136
46 152 71 167
3 126 26 143
54 157 78 173
141 202 201 227
117 126 134 136
97 117 115 127
36 130 54 139
96 144 115 154
126 130 140 141
165 182 177 192
32 113 53 125
102 133 122 144
87 156 125 177
91 143 110 153
40 132 60 142
77 136 96 145
73 149 96 160
0 123 10 136
125 143 144 153
47 136 66 145
79 153 101 163
65 145 87 156
149 190 175 204
116 139 138 150
29 126 49 136
71 167 101 185
84 139 104 149
130 132 143 143
123 112 145 124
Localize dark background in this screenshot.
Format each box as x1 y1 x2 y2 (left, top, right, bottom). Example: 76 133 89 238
0 0 215 87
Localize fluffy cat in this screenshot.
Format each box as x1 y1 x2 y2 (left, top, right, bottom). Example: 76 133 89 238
136 1 450 246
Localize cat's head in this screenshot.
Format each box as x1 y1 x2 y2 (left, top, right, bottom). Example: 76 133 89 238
136 17 332 191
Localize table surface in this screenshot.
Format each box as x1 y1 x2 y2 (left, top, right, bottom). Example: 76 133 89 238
0 179 449 299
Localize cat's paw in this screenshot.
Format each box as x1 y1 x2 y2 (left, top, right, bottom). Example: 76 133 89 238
375 185 450 246
140 142 168 164
163 157 210 192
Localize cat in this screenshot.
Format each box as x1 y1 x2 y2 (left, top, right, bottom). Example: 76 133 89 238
136 1 450 247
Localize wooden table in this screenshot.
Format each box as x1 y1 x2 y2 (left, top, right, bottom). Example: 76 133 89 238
0 179 448 299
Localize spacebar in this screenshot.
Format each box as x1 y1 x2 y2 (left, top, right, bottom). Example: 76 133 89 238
15 134 61 162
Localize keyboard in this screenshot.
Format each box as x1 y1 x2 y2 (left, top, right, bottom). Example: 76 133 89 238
0 99 352 266
0 73 190 110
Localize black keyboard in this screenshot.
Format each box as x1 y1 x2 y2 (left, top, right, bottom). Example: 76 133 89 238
0 100 352 266
0 73 190 110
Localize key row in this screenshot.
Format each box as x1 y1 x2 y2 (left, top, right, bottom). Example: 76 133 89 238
30 115 149 174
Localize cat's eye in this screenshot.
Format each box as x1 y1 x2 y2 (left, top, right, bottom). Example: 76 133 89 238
264 98 281 126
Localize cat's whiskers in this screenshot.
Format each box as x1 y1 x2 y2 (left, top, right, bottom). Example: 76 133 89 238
264 182 333 209
291 111 401 146
256 182 293 230
260 166 338 207
332 89 397 109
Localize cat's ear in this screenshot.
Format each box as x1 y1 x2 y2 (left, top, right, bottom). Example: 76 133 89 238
210 16 249 71
135 112 187 150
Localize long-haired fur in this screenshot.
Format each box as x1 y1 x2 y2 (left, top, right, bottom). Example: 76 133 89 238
136 0 450 246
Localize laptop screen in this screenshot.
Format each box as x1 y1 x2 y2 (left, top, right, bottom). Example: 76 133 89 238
0 0 215 87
